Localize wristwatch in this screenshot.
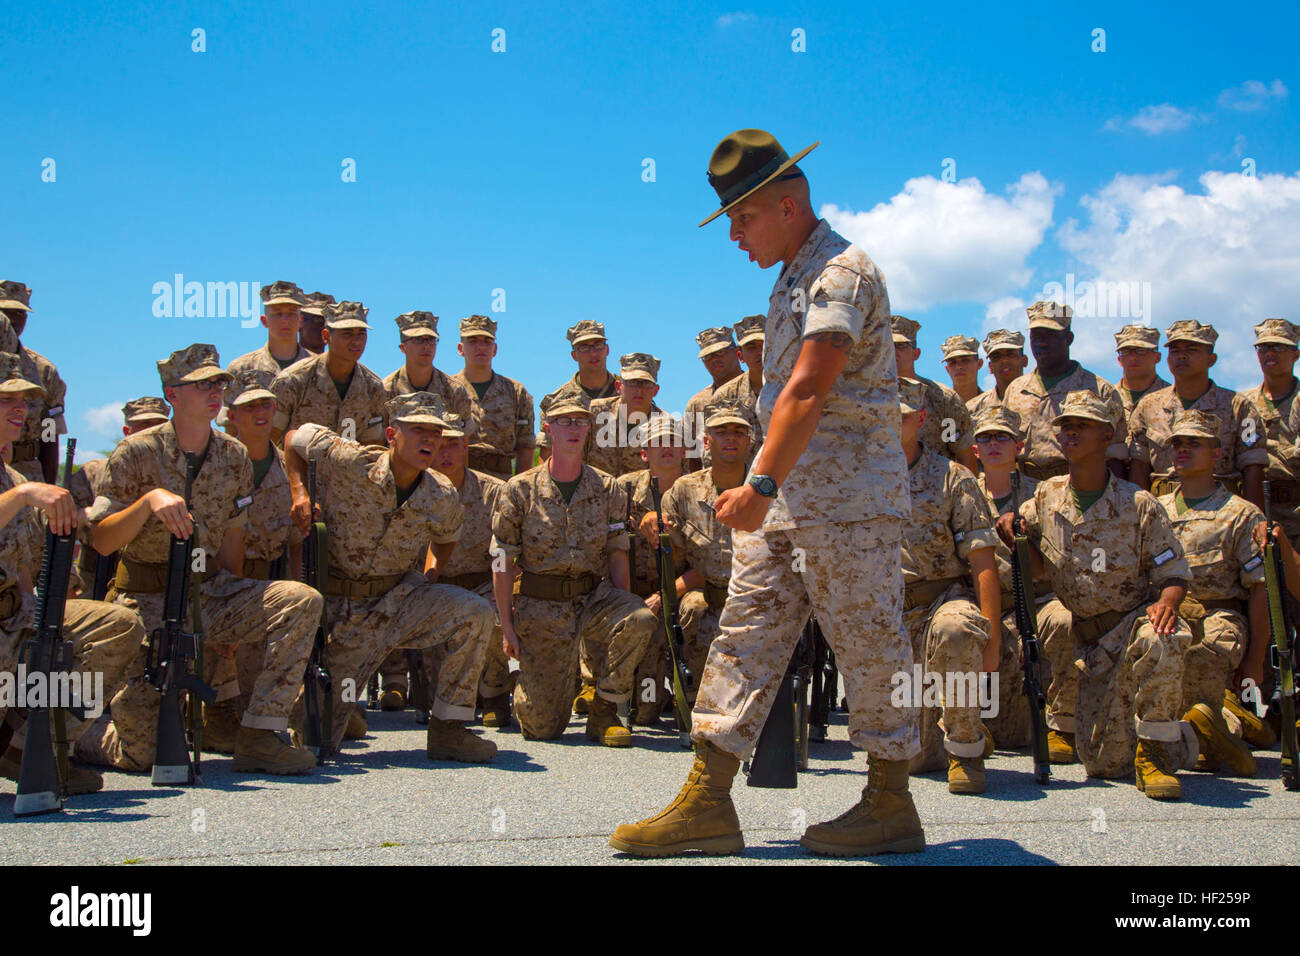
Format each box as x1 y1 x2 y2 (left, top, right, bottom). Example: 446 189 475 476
748 474 779 498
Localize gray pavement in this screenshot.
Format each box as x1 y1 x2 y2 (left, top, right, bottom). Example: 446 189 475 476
3 708 1297 865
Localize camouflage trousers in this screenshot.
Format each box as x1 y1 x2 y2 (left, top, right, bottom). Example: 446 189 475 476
1038 600 1191 778
76 573 320 771
312 571 495 749
512 580 655 740
1 599 144 753
981 600 1058 752
1180 607 1247 717
1037 600 1081 734
633 590 719 712
378 582 511 699
904 585 989 773
692 518 919 762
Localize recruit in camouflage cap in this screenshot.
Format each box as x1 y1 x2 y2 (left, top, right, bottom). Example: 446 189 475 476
696 326 737 358
0 281 32 312
891 315 920 346
1254 318 1300 347
1165 319 1218 347
228 369 278 407
734 314 765 346
632 413 685 448
459 314 498 340
0 314 17 354
535 430 551 448
703 399 753 430
941 335 980 360
982 329 1024 356
619 352 660 383
972 404 1023 439
387 391 449 427
898 377 926 414
157 344 233 388
1051 390 1117 430
0 353 43 396
439 410 476 439
1027 301 1072 332
123 396 170 424
567 320 607 345
325 300 371 331
1170 409 1222 442
541 386 592 419
1114 324 1160 350
301 292 336 318
395 310 439 339
260 280 305 307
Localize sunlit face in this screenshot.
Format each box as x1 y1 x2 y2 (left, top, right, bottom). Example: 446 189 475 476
388 421 444 471
703 423 751 466
987 348 1027 386
263 303 302 341
1056 417 1112 462
972 429 1021 469
571 340 608 372
1256 342 1299 377
324 327 367 362
1116 346 1160 380
0 393 32 442
1029 328 1072 368
458 335 497 365
435 434 469 474
1167 340 1215 379
943 354 982 391
165 378 227 422
399 334 437 366
1171 435 1219 477
228 398 275 445
726 192 789 269
543 414 591 454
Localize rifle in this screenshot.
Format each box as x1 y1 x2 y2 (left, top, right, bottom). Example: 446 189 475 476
90 551 119 601
1010 472 1050 785
807 618 837 744
300 458 335 758
1262 478 1299 790
746 645 799 789
146 453 216 785
649 474 694 748
15 438 85 816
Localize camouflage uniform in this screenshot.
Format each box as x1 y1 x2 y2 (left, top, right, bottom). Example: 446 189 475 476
228 343 312 382
684 327 740 466
711 373 763 467
382 312 475 426
891 316 974 462
491 463 656 740
619 466 671 710
452 314 535 481
1242 319 1300 539
541 320 620 409
588 354 663 478
692 220 918 762
0 281 68 483
1113 325 1168 423
966 329 1025 417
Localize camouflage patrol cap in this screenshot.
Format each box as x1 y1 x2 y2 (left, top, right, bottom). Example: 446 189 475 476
982 329 1024 356
535 430 551 448
734 314 765 346
395 310 439 340
703 399 752 430
972 404 1022 439
460 314 498 340
387 391 448 427
567 320 607 345
891 315 920 346
1254 318 1300 347
325 300 371 331
1165 319 1218 347
632 413 685 448
941 335 980 360
123 396 170 424
1170 409 1221 442
439 410 476 440
157 344 233 388
619 352 660 383
541 385 592 419
1114 325 1160 350
228 369 277 407
898 377 926 415
1051 390 1117 430
1027 301 1072 332
0 281 32 312
300 292 336 318
260 280 305 307
696 326 737 358
0 353 43 396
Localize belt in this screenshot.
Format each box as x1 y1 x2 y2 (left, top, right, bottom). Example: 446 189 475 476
325 572 405 599
704 580 729 613
903 576 960 611
1270 480 1300 506
1019 461 1067 482
1073 605 1139 645
0 583 21 620
114 557 218 594
469 449 514 475
10 439 39 462
242 557 272 581
518 571 598 602
444 571 493 591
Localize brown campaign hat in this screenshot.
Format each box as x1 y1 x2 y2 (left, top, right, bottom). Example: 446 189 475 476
632 413 685 448
0 281 32 312
566 320 606 346
387 391 448 427
460 314 498 340
395 310 439 340
301 292 336 318
157 343 233 388
1170 409 1221 441
541 385 592 419
696 326 737 358
898 377 926 415
704 399 752 430
1114 325 1160 350
972 404 1022 439
0 353 43 396
1051 390 1117 430
619 352 660 383
734 314 766 346
941 335 980 360
982 329 1024 356
228 369 277 407
325 300 371 331
700 129 818 227
1255 318 1300 347
123 396 170 424
1027 301 1072 332
439 410 476 439
260 280 305 307
1165 319 1218 347
891 315 920 346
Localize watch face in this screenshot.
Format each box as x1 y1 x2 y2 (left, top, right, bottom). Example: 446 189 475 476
751 475 777 497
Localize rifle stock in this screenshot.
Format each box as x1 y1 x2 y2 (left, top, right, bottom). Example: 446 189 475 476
1010 473 1051 786
301 458 334 758
1262 479 1299 790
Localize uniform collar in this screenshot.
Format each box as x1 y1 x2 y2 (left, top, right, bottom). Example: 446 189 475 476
776 219 832 292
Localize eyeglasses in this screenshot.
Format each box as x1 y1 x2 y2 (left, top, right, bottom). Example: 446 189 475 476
1117 347 1156 357
1256 343 1296 354
573 343 606 353
974 432 1015 445
548 417 589 428
188 380 227 393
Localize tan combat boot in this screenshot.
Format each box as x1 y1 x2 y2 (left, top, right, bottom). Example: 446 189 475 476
609 744 744 857
427 719 497 763
202 700 241 754
0 745 105 795
1134 740 1181 800
947 755 986 794
1222 689 1276 750
800 758 925 856
380 686 407 711
480 695 512 728
573 683 595 715
344 706 367 740
585 694 632 747
1047 729 1078 764
232 728 316 775
1185 703 1256 778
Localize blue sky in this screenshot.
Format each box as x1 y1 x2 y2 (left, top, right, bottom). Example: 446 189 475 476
3 1 1297 459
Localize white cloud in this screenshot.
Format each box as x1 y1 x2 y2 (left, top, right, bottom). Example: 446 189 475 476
83 401 124 437
1218 79 1288 112
716 12 755 27
1104 103 1203 135
822 173 1059 312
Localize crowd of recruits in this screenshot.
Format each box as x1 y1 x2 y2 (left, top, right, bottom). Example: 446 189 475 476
0 122 1297 856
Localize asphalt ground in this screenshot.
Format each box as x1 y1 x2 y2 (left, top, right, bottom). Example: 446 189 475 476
3 703 1297 867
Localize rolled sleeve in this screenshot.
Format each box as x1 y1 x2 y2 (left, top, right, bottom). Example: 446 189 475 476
288 422 334 461
1238 511 1267 589
606 477 630 552
958 528 1000 559
803 300 865 343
